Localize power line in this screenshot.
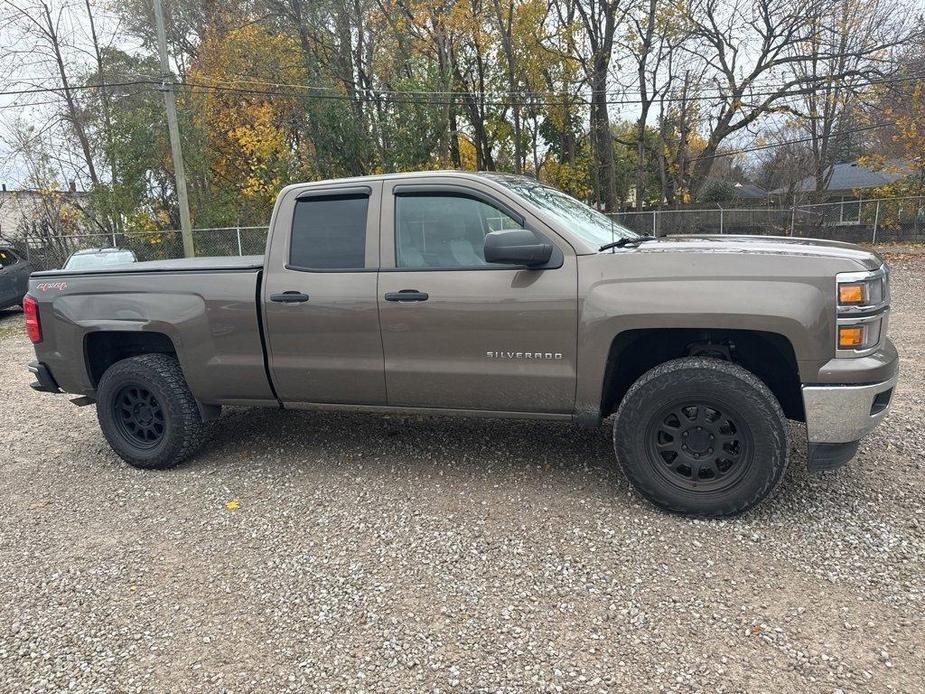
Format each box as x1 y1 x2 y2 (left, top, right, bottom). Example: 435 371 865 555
180 69 925 103
0 80 157 97
0 83 153 110
4 68 925 107
0 98 63 110
696 123 893 160
180 70 925 107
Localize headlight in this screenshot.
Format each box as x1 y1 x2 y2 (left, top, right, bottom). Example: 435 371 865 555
835 266 889 356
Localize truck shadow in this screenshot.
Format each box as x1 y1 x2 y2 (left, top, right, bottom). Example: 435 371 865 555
197 408 843 517
204 406 619 485
0 307 23 321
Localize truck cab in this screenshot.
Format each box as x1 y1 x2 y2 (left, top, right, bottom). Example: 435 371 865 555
262 174 577 414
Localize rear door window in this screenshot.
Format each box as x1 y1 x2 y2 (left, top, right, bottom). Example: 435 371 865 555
289 195 369 269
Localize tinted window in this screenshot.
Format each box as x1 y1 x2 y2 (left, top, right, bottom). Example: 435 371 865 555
290 195 369 269
395 194 522 268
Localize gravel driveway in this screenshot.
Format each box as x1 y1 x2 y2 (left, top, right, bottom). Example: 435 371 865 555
1 254 923 693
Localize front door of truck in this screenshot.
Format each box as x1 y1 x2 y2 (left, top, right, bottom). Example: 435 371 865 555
263 182 387 405
377 178 578 413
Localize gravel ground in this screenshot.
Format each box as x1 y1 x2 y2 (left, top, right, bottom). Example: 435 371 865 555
0 255 923 693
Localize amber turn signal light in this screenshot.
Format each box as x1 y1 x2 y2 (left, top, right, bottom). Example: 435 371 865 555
838 325 866 349
838 283 866 305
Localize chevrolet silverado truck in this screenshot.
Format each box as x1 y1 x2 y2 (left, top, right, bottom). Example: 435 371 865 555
23 172 898 516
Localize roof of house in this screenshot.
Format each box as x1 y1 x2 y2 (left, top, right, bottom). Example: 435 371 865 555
774 161 910 194
732 182 768 198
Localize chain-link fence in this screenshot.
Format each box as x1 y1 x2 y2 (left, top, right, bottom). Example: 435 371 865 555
12 226 269 271
611 196 925 243
9 195 925 271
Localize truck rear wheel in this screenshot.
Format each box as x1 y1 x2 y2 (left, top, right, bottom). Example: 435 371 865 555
96 354 206 469
613 357 788 517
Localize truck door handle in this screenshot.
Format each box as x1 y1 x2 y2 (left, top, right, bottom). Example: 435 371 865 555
270 291 310 303
384 290 429 302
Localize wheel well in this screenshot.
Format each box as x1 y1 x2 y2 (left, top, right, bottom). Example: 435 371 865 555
600 328 804 421
85 331 177 387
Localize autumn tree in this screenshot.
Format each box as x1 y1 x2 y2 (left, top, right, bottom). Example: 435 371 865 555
789 0 914 195
2 0 922 235
559 0 629 211
187 23 308 223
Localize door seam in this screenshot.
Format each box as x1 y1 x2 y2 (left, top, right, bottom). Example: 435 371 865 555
375 183 390 404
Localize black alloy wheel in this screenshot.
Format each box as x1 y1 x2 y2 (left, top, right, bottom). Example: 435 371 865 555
96 354 207 469
112 384 166 449
646 400 752 492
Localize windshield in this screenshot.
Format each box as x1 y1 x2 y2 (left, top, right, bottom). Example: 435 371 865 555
489 177 639 247
64 251 136 270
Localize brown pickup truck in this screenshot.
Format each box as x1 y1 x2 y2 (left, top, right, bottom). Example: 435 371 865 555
24 172 898 516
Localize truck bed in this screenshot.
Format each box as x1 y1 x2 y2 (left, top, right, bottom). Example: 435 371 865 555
28 256 276 406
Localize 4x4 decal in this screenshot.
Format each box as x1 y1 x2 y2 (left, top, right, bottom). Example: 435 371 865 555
35 281 68 292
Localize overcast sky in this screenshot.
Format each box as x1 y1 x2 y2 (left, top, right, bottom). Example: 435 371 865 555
2 0 924 191
0 1 137 189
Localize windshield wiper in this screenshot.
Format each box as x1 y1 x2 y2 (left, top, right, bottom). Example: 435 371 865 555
599 235 656 252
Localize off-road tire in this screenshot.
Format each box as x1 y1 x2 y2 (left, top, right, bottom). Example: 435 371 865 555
96 354 206 469
613 357 788 517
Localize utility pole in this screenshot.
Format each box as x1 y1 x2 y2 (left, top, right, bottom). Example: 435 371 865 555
153 0 194 257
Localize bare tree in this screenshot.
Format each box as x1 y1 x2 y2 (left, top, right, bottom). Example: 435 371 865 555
789 0 913 194
491 0 523 173
682 0 915 198
655 65 700 206
2 0 99 187
622 0 688 209
552 0 629 210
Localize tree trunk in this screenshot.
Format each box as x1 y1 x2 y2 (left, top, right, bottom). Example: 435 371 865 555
42 3 99 188
492 0 522 173
84 0 119 233
449 111 462 168
635 101 650 211
589 60 617 211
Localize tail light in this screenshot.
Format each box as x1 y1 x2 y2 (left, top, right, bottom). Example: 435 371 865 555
23 295 41 343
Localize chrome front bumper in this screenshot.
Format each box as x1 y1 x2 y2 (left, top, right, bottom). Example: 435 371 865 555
802 373 898 444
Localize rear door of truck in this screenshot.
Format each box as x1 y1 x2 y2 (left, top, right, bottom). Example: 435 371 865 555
262 181 387 405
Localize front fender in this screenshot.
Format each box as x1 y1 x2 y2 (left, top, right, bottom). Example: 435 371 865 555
576 253 841 419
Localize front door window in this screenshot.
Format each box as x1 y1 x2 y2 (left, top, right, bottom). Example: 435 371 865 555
395 194 522 269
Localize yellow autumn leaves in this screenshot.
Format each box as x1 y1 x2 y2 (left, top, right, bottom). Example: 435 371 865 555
188 24 308 222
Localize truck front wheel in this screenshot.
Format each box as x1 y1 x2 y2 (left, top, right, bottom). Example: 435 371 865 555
613 357 789 517
96 354 206 469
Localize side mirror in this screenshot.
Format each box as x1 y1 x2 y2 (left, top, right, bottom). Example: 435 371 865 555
483 229 553 268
